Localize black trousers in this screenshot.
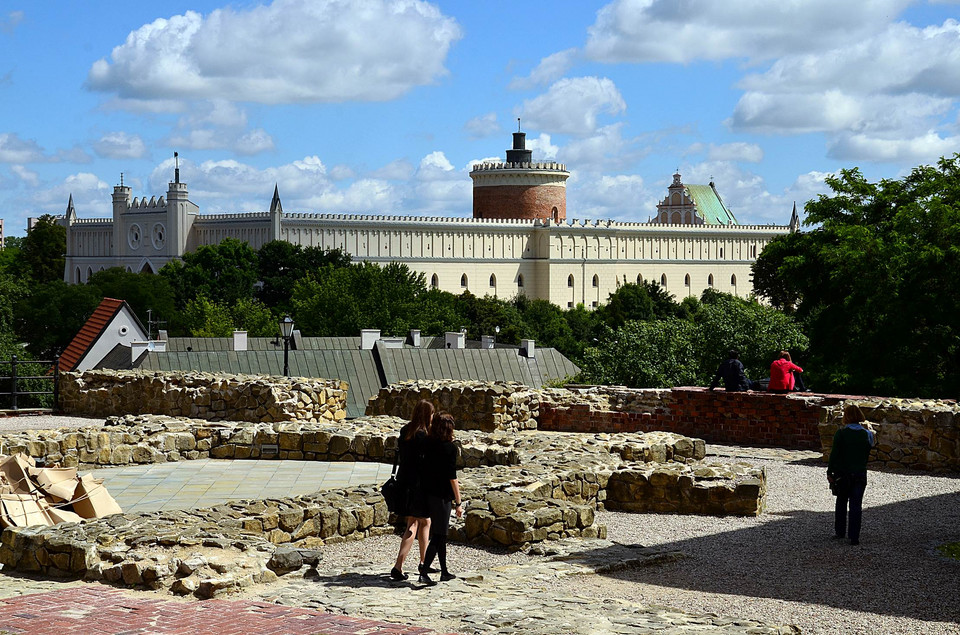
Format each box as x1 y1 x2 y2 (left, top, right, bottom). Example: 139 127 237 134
423 496 452 572
834 472 868 542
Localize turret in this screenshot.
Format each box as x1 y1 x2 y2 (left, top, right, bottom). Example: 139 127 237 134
269 184 283 241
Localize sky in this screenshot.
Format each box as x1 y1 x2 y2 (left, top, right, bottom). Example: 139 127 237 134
1 0 959 236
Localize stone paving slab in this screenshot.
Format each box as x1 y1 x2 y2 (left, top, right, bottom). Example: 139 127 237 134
0 586 455 634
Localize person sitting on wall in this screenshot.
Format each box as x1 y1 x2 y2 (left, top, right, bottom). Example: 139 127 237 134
769 350 803 393
709 349 751 392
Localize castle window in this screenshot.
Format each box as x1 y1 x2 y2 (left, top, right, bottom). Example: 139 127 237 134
591 301 598 308
460 274 468 288
708 274 714 287
567 274 574 288
684 274 691 287
567 301 573 308
660 274 667 286
75 267 81 283
489 274 496 288
720 247 724 258
637 274 643 284
751 245 757 258
552 207 559 222
431 274 439 288
731 274 737 286
671 212 682 224
592 274 599 288
517 274 524 288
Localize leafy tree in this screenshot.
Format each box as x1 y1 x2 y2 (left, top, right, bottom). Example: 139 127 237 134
513 295 578 353
256 241 350 311
177 295 277 337
160 238 258 308
13 280 101 358
87 268 176 331
580 319 701 388
19 215 65 284
753 155 960 396
452 292 526 344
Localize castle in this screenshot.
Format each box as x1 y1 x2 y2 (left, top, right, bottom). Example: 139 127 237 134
59 132 796 307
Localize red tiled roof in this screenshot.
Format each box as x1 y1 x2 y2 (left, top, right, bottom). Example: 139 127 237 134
58 298 126 372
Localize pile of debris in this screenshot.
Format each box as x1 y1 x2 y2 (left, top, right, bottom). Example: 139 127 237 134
0 453 121 527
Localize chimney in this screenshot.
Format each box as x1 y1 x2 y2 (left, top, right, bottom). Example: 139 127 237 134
520 339 536 358
233 330 248 351
444 331 465 349
157 330 168 341
360 329 381 350
481 335 495 349
131 339 165 364
408 329 421 347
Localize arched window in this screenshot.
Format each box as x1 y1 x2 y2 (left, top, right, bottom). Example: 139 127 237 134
684 274 691 287
684 211 691 224
87 267 93 281
460 274 468 288
731 274 737 286
489 274 496 287
720 247 725 258
592 274 599 288
75 267 81 283
517 274 524 288
636 274 643 284
751 245 757 258
140 262 154 274
660 274 667 286
552 207 559 222
431 274 439 288
708 274 714 287
671 211 682 224
567 274 574 288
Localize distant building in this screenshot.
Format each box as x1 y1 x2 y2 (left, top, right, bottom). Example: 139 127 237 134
58 131 793 304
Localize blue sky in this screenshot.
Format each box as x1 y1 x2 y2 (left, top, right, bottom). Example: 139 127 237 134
1 0 959 236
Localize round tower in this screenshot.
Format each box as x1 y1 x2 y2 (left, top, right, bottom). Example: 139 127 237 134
470 129 569 222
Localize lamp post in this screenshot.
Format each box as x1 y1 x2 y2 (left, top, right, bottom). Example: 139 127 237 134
279 315 295 377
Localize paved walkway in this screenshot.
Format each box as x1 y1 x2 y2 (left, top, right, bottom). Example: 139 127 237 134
0 586 453 634
92 459 393 513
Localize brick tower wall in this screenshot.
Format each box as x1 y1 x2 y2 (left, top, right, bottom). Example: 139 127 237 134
473 184 566 221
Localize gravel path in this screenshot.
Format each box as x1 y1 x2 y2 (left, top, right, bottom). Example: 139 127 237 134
304 451 960 635
0 414 105 433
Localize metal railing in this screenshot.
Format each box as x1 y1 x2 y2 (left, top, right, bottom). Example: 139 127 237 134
0 356 60 411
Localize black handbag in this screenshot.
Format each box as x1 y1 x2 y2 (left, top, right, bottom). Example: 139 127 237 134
381 445 405 514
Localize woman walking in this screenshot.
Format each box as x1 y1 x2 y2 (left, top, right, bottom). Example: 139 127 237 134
419 412 463 585
390 400 433 581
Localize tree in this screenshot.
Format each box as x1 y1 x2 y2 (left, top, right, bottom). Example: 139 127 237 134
13 280 102 358
176 295 277 337
19 215 65 284
753 155 960 396
160 238 259 308
256 241 351 311
87 268 176 330
579 319 701 388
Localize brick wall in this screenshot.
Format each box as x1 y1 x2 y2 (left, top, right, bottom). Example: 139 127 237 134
539 387 852 450
473 185 566 221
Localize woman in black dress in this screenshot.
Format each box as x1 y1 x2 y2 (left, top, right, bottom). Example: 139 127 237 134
419 412 462 585
390 400 433 581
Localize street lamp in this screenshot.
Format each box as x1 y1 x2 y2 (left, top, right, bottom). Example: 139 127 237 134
279 315 295 377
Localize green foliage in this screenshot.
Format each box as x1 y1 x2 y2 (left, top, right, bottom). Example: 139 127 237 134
257 240 350 311
87 268 176 330
13 280 101 358
160 238 259 308
19 215 65 284
753 155 960 396
292 261 428 336
179 296 277 337
937 542 960 560
580 319 701 388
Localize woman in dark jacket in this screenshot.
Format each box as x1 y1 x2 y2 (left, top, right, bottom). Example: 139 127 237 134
390 400 433 581
418 413 462 585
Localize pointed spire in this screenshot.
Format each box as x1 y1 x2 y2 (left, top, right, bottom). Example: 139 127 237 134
270 184 283 214
66 194 76 220
789 201 800 232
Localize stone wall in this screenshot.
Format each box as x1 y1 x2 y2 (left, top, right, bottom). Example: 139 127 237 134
59 370 348 423
537 386 835 450
820 399 960 472
366 380 540 432
0 414 765 595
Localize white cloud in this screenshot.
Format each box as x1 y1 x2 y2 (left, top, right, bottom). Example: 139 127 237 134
87 0 462 104
464 113 500 138
527 133 559 160
419 151 454 173
1 10 23 35
32 172 113 217
567 174 647 220
10 165 39 187
0 133 45 163
181 100 248 128
93 132 148 159
706 142 763 163
509 48 579 90
827 131 960 163
519 77 626 136
558 124 645 173
584 0 912 63
235 128 275 155
371 160 413 181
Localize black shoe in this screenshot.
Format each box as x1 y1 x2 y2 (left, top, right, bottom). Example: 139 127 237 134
418 573 437 586
419 563 439 574
440 571 457 581
390 567 408 581
850 539 860 546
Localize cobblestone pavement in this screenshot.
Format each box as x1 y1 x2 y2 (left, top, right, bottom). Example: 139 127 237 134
249 540 796 634
0 586 453 634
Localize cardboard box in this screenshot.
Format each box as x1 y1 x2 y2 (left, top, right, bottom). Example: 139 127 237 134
71 473 122 519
